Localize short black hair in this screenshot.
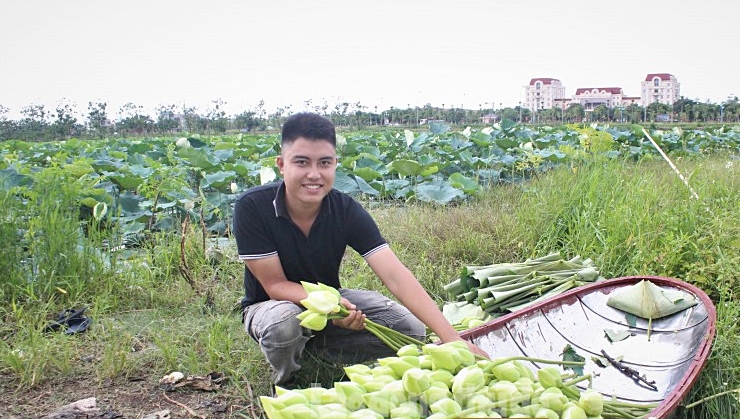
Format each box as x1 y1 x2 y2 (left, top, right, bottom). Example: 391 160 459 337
281 113 336 148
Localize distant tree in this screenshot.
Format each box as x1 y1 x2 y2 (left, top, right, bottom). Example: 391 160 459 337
87 101 109 138
565 104 585 122
233 111 261 132
117 102 154 135
19 103 50 141
206 99 229 133
182 105 206 133
0 105 19 141
51 100 80 139
155 104 180 133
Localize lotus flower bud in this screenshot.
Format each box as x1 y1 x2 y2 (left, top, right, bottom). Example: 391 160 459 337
578 389 605 416
371 365 397 379
362 374 396 392
280 403 318 419
422 344 463 372
344 364 372 383
381 379 409 403
465 393 493 411
402 367 430 396
300 281 323 293
513 377 536 397
539 387 568 413
514 360 535 381
334 381 366 411
426 369 454 388
420 385 451 406
296 387 327 405
390 401 422 419
296 311 328 331
425 414 447 419
400 355 420 368
515 404 541 417
377 357 414 378
361 390 401 416
349 408 384 419
258 396 284 419
274 389 308 406
396 344 420 357
491 361 521 382
300 290 340 314
452 365 486 396
430 398 462 416
314 405 350 419
535 407 560 419
537 366 563 388
319 388 340 404
447 340 476 366
562 403 588 419
316 282 341 298
489 380 520 403
418 354 433 370
316 405 351 419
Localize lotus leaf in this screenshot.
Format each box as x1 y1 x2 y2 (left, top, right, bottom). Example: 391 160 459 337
606 279 698 339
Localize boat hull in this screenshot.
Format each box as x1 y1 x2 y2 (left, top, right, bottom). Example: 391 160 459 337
460 275 717 419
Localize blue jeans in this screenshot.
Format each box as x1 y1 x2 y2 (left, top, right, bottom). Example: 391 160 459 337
242 288 426 385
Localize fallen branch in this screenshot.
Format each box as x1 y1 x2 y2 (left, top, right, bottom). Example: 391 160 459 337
162 392 206 419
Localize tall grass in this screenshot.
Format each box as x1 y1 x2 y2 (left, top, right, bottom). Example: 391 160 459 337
0 154 738 418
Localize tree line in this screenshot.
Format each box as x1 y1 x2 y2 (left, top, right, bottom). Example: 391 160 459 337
1 96 737 142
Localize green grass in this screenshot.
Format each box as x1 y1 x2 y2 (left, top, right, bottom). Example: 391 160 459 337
1 153 738 418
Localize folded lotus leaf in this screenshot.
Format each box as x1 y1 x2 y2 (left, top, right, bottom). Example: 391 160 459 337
606 279 698 320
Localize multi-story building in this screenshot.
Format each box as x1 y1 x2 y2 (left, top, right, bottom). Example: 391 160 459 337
641 73 680 106
571 87 641 110
524 78 566 111
524 73 679 110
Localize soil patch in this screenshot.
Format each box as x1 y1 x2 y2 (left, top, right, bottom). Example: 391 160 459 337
0 374 260 419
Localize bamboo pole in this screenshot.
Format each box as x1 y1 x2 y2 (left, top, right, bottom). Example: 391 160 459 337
642 128 699 200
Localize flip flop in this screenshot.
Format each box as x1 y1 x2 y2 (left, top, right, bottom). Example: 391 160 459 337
44 306 92 334
64 315 92 334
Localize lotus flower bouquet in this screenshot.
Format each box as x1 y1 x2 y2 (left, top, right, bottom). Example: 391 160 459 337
297 281 426 351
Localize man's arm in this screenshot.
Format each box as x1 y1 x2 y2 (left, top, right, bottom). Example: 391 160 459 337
244 256 366 330
365 247 489 358
244 256 306 304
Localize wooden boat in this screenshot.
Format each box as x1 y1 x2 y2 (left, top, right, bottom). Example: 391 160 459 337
459 275 717 419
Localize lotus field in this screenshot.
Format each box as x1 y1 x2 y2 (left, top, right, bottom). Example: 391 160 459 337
2 121 738 245
1 121 739 418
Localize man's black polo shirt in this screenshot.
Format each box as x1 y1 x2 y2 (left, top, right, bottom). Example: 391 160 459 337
233 181 388 308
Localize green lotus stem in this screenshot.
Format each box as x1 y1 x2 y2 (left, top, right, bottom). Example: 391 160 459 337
483 355 586 372
335 306 426 351
602 402 644 419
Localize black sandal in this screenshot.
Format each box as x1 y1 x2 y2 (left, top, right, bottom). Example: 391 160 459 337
44 306 92 334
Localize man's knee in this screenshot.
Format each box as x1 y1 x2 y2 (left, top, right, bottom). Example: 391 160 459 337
394 313 426 340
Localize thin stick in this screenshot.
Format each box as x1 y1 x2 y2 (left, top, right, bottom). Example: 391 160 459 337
162 392 206 419
642 128 699 200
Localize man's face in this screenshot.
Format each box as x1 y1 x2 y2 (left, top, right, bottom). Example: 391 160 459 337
276 137 337 208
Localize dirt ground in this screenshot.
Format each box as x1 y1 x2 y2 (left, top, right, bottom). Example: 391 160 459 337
0 374 262 419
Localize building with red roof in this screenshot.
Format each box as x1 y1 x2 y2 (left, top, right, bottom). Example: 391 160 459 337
524 78 566 111
522 73 678 111
642 73 680 106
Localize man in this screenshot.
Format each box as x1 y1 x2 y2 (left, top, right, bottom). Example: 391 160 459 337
234 112 487 386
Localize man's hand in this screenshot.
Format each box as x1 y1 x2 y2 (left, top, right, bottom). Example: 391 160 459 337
465 340 489 359
332 297 366 331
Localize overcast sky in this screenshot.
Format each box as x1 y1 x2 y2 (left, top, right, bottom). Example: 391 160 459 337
1 0 737 119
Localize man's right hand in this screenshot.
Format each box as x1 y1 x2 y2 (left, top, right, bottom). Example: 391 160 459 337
332 297 366 330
